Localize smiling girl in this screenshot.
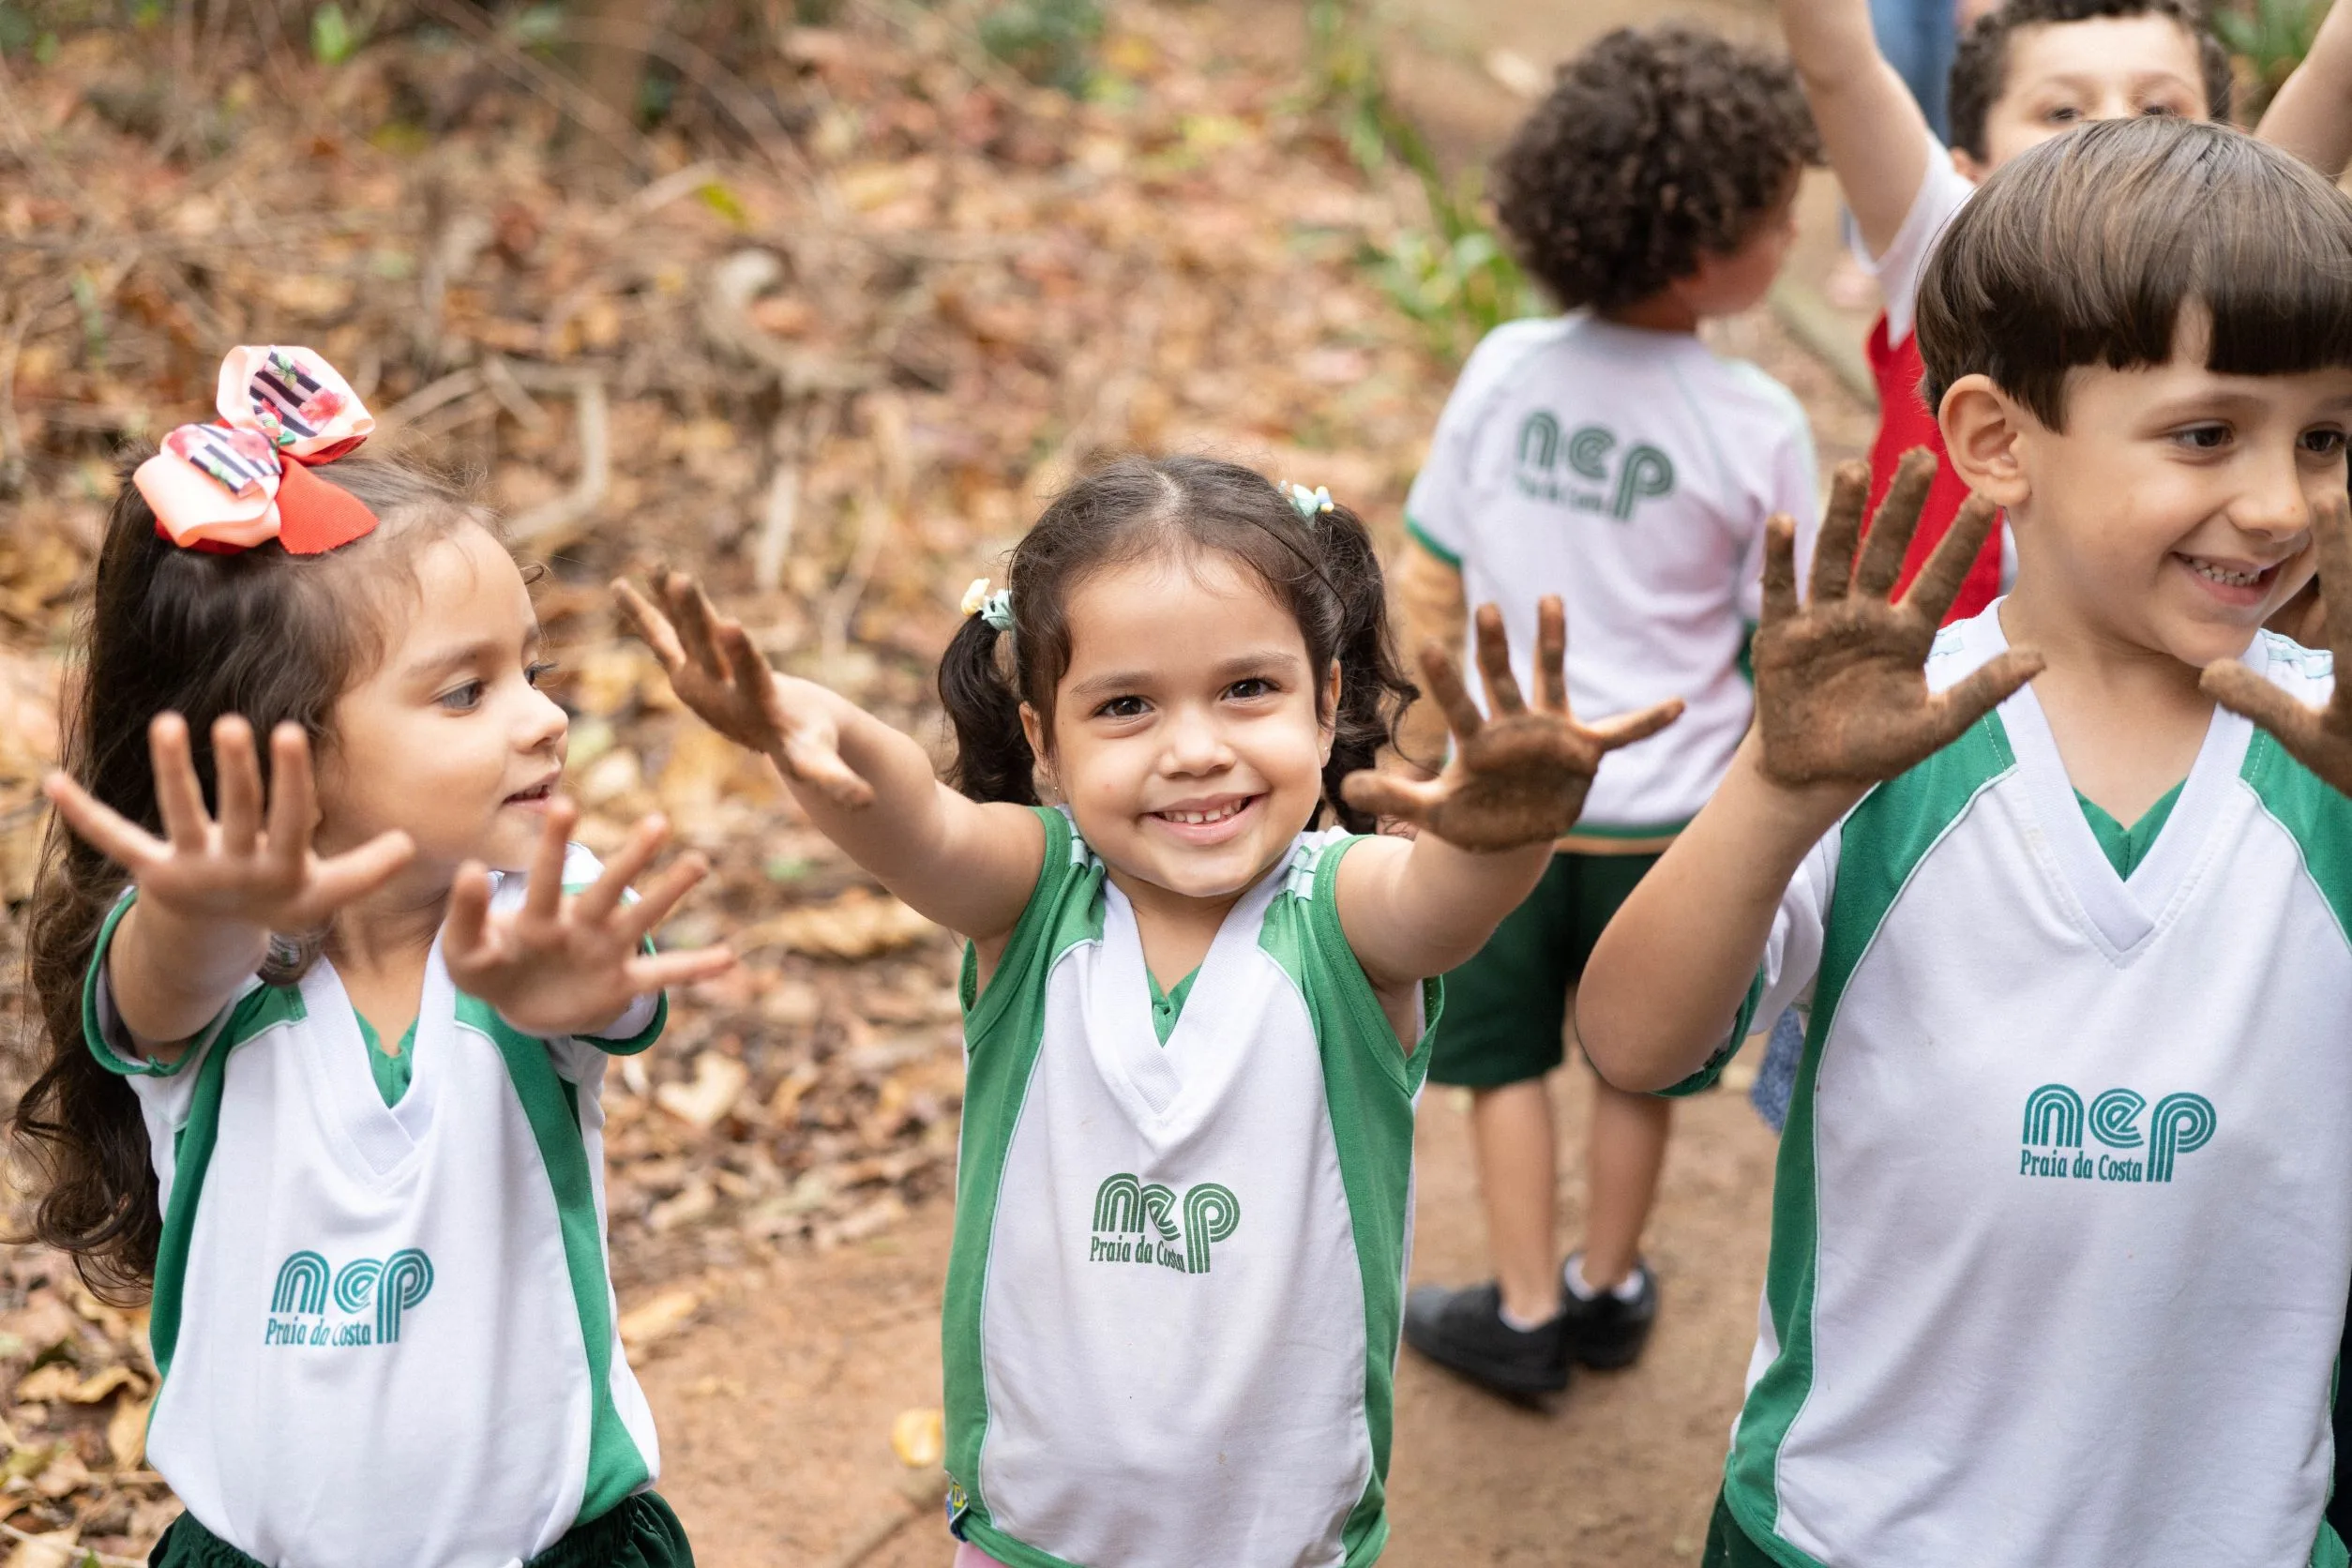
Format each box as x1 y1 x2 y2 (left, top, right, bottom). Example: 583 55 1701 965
618 455 1681 1567
14 347 731 1568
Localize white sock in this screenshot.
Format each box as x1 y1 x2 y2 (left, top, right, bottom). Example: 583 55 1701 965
1496 1298 1557 1333
1564 1254 1646 1304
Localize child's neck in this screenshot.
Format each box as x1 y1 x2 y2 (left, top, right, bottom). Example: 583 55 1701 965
1998 584 2215 823
1103 862 1264 991
1600 294 1701 335
324 876 454 1042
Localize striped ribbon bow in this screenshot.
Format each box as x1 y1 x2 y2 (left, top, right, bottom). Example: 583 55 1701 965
134 345 379 554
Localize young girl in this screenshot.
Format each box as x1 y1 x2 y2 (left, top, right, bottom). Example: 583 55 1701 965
618 455 1681 1567
13 346 731 1568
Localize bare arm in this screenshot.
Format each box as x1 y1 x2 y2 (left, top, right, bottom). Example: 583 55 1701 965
1337 598 1682 988
2257 0 2352 177
1390 541 1468 775
616 573 1043 945
1578 455 2043 1090
1775 0 1934 258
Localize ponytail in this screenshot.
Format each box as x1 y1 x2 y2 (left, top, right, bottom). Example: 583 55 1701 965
940 611 1038 805
1306 499 1417 833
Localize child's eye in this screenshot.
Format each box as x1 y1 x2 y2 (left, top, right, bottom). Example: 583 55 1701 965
1094 695 1149 720
2301 429 2347 458
1226 677 1277 701
526 660 557 687
2044 105 2082 124
2138 102 2180 118
2173 424 2230 451
437 680 486 713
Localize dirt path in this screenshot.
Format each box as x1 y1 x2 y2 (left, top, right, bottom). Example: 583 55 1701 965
641 3 1861 1562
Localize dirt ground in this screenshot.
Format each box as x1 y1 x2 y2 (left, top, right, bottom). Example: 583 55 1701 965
637 2 1868 1563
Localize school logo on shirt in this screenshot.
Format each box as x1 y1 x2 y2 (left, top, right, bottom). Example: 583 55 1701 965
1514 412 1675 520
264 1248 434 1348
1086 1173 1240 1274
2018 1084 2215 1184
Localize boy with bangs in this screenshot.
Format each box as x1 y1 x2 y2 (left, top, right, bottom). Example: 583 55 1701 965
1580 116 2352 1567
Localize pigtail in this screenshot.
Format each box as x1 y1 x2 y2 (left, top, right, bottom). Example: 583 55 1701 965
940 611 1039 806
1307 500 1419 833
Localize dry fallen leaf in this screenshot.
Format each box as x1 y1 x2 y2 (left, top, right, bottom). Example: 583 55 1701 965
891 1406 944 1469
107 1394 151 1470
654 1054 749 1132
734 888 936 960
4 1528 81 1568
617 1289 701 1355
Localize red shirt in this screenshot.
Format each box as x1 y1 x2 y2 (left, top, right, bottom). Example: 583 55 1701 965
1868 314 2004 622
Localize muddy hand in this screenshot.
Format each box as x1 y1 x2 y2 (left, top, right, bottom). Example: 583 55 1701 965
612 567 874 808
2203 489 2352 792
1341 597 1682 852
1753 449 2043 787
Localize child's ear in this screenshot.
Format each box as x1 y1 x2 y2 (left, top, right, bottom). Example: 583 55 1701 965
1951 143 1989 186
1319 661 1341 766
1938 373 2032 509
1018 701 1052 789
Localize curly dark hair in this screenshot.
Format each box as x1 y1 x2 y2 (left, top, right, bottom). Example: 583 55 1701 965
1492 24 1821 315
1949 0 2230 163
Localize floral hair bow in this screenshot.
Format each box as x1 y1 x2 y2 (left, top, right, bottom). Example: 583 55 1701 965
960 577 1015 632
133 346 379 555
1286 483 1334 520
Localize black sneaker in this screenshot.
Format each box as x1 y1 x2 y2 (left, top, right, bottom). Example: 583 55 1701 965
1401 1281 1570 1396
1560 1254 1658 1370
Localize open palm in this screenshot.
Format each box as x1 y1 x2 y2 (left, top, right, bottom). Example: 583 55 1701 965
2204 489 2352 792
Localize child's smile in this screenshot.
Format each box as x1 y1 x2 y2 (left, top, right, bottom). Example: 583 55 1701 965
1026 551 1336 914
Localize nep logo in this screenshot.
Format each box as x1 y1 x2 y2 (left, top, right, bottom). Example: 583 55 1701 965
1513 413 1675 520
2020 1084 2215 1184
265 1248 434 1348
1088 1173 1240 1275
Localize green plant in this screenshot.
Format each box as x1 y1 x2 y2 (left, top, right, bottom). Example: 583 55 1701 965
2216 0 2329 113
310 1 360 65
979 0 1104 95
1304 0 1537 363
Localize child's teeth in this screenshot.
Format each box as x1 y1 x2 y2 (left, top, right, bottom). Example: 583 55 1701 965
2190 558 2260 586
1167 802 1243 824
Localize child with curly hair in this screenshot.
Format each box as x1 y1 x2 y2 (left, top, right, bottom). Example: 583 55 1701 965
1393 23 1822 1396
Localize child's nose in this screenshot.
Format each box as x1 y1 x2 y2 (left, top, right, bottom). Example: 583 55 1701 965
2232 451 2314 542
1160 705 1231 772
520 685 569 752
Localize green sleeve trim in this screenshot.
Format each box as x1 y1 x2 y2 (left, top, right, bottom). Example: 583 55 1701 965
577 987 667 1057
1737 622 1757 688
959 805 1071 1039
81 893 211 1078
460 998 650 1523
1402 516 1462 569
1658 969 1766 1098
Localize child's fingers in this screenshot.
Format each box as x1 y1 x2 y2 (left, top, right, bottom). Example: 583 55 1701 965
624 944 738 993
148 713 212 855
1760 514 1802 627
780 733 878 809
520 799 577 927
1900 493 1999 626
662 571 734 684
573 813 669 925
1807 461 1872 606
1852 448 1938 601
1533 596 1569 714
1923 649 2046 750
306 829 416 914
2202 656 2316 744
1472 604 1528 716
1416 641 1485 743
440 859 498 966
617 852 710 943
1338 767 1440 824
263 723 320 876
716 621 779 707
41 773 167 870
212 716 264 854
612 580 688 673
1582 697 1685 753
2306 491 2352 668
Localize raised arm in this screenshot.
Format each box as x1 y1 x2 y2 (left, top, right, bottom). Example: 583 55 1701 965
616 571 1043 945
1775 0 1935 258
2256 0 2352 177
1334 597 1683 989
1577 456 2042 1091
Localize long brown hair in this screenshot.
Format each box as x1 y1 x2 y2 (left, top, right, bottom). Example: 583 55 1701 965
16 453 476 1300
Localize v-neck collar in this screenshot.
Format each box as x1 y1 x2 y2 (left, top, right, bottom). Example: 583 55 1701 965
1086 853 1291 1125
1965 606 2251 960
297 936 454 1178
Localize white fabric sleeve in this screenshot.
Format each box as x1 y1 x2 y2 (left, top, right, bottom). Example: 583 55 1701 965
1402 331 1520 565
1856 126 1977 346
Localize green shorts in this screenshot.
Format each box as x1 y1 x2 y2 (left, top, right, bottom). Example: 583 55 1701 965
1700 1491 1776 1567
147 1491 693 1568
1426 851 1660 1089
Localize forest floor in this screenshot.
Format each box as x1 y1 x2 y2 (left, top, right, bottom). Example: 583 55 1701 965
0 0 1882 1562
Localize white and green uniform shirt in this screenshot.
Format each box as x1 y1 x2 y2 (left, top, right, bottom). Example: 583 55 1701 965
86 846 665 1568
945 808 1433 1568
1404 314 1819 842
1692 611 2352 1568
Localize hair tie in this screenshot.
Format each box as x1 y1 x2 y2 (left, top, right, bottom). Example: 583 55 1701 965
133 345 379 555
1286 482 1334 520
961 578 1016 634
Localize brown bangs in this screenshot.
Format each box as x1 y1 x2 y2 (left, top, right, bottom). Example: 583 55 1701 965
1916 116 2352 430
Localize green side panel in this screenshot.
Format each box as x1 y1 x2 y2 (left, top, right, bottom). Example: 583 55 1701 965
1724 714 2014 1549
1737 621 1757 687
80 894 216 1079
146 984 306 1384
1567 817 1693 841
1402 516 1461 568
2241 730 2352 952
461 997 648 1525
2313 1519 2349 1568
1261 835 1434 1565
945 807 1106 1538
